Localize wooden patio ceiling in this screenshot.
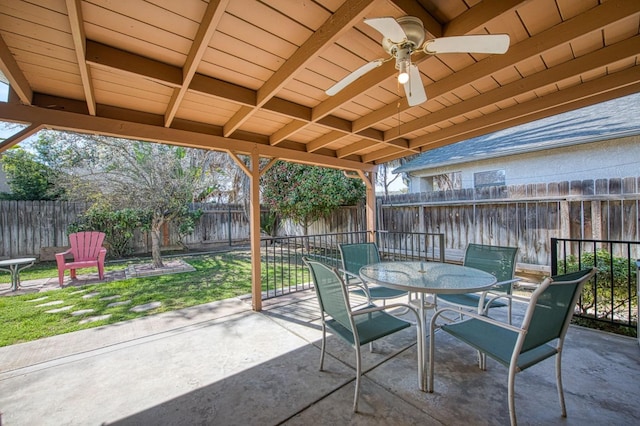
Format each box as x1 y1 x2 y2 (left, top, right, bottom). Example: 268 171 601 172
0 0 639 173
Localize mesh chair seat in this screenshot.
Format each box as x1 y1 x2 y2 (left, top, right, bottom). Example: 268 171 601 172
326 304 411 346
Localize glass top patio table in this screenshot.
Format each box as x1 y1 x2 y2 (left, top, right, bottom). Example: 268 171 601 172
359 261 497 294
360 261 497 392
0 257 36 291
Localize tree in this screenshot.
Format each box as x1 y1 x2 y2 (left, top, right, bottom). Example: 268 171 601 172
41 132 223 268
0 146 62 200
261 161 366 235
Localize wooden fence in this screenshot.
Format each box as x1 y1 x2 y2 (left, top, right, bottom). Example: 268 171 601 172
1 176 638 266
377 177 640 266
0 201 253 259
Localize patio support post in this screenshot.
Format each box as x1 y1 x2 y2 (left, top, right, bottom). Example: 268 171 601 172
249 149 261 311
228 149 277 312
357 169 376 243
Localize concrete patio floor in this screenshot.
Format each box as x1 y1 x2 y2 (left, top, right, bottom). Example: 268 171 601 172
0 289 638 425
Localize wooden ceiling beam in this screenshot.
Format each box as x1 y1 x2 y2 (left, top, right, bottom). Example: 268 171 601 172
164 0 228 127
0 35 32 105
86 40 182 87
443 0 528 36
222 0 378 137
270 120 307 146
65 0 96 116
0 99 373 172
306 131 347 153
386 35 640 139
0 123 44 151
354 0 640 134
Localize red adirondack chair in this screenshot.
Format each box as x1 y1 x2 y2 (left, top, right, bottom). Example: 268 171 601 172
56 231 108 286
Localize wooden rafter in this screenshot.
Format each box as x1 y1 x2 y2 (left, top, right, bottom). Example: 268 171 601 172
164 0 228 127
0 35 32 105
0 123 43 151
65 0 96 115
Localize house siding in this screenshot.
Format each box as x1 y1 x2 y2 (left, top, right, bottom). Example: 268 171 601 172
408 135 640 192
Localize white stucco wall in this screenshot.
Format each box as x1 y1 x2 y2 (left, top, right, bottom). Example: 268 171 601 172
408 135 640 191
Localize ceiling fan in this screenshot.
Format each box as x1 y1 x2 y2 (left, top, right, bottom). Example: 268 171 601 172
325 16 510 106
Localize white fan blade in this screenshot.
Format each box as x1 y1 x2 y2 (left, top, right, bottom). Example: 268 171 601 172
424 34 510 54
403 64 427 106
364 17 406 43
325 59 383 96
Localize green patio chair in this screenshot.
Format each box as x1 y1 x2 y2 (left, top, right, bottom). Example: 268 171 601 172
437 243 519 323
338 242 409 305
302 257 423 412
428 267 597 426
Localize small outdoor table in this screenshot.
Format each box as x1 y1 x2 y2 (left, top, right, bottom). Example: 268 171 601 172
360 261 497 390
0 257 36 291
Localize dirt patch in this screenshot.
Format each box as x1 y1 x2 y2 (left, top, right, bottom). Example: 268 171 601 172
125 259 195 278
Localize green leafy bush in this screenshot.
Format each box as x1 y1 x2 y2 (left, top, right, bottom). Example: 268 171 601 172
560 249 637 329
70 203 148 258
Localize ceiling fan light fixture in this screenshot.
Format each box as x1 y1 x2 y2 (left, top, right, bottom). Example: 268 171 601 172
396 47 411 84
398 61 409 84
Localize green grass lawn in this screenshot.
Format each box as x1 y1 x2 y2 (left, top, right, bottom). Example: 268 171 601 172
0 252 266 347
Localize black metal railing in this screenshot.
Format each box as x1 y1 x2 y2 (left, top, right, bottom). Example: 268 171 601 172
261 231 445 299
551 238 639 333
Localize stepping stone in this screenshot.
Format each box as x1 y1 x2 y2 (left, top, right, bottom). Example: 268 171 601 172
28 296 49 303
46 306 74 313
79 314 111 325
82 292 100 299
71 309 95 316
36 300 64 307
100 295 121 301
130 301 161 313
107 300 131 308
69 290 88 295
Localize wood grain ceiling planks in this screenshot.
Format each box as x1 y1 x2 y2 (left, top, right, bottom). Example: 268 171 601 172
0 0 637 172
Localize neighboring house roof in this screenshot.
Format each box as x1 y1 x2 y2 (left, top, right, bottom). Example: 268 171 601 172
394 92 640 174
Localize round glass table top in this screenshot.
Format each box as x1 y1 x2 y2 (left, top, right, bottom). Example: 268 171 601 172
0 257 36 267
359 261 496 294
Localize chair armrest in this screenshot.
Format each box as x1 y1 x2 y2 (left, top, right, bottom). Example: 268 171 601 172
337 268 371 297
339 268 362 282
430 306 523 333
493 278 520 287
98 247 107 262
353 302 423 333
55 249 73 261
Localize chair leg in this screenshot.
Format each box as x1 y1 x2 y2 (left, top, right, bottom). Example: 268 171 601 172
353 344 362 412
507 298 513 325
508 363 518 426
319 324 327 371
58 269 65 287
556 352 567 417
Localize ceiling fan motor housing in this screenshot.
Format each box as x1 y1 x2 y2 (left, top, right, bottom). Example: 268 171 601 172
382 16 425 55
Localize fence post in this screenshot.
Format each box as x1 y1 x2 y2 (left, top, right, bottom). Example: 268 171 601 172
550 238 558 275
636 259 640 347
228 204 232 246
